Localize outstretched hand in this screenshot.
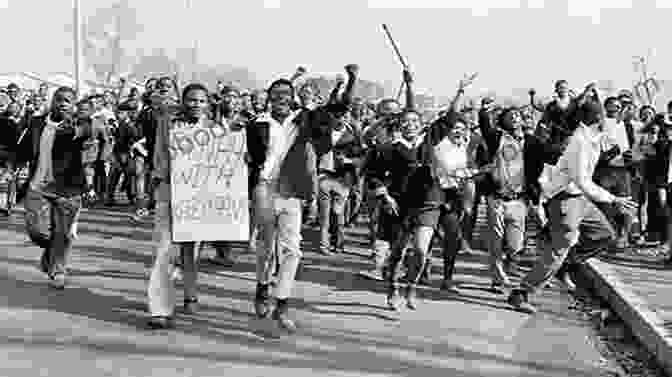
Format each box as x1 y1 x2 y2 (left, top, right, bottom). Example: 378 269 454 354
459 72 478 90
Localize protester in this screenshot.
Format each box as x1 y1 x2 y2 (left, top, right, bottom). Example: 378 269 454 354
508 99 638 314
16 86 95 289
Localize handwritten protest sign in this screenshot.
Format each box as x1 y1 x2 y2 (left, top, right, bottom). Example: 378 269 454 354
169 121 248 242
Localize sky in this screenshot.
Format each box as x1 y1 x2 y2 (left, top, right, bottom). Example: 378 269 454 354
1 0 671 98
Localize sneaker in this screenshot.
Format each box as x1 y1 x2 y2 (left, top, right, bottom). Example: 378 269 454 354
272 308 297 333
147 316 175 330
405 285 418 310
440 279 459 294
49 273 66 289
183 297 199 315
386 287 403 311
254 285 272 319
507 289 537 314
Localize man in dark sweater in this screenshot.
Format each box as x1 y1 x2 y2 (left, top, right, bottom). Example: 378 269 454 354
16 86 94 289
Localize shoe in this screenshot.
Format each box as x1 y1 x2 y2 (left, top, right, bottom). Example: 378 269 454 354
39 252 49 274
440 279 459 293
272 307 297 333
49 273 66 289
183 297 199 315
386 286 402 311
490 281 507 295
557 271 577 293
405 285 418 310
318 248 334 256
254 285 272 318
507 289 537 314
147 316 175 329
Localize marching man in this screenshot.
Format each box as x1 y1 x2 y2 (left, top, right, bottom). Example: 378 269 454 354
507 99 638 314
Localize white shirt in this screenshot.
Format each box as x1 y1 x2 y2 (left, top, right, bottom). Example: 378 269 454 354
432 136 472 189
258 111 301 181
540 123 615 204
602 117 630 167
492 133 525 195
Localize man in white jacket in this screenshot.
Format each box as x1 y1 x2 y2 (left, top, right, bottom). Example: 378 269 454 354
508 99 637 314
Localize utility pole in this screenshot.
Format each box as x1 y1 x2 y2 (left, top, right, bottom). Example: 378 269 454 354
186 0 198 83
73 0 83 96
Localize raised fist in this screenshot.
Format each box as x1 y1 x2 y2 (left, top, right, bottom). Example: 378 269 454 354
345 64 359 77
529 88 536 97
296 66 307 75
403 69 413 84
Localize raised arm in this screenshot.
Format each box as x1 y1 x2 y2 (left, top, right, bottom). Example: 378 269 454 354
403 69 415 110
342 64 359 107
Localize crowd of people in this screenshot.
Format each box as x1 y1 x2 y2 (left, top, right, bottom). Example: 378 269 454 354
1 62 669 331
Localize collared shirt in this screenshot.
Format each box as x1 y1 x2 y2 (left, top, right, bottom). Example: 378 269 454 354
602 117 630 167
540 123 615 203
432 136 471 189
492 132 525 195
258 110 301 182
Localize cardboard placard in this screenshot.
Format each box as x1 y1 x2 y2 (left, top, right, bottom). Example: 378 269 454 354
169 121 249 242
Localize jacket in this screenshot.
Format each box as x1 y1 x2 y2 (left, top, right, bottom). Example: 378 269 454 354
16 114 93 201
245 107 333 201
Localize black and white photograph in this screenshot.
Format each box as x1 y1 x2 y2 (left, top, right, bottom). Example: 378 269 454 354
1 0 672 376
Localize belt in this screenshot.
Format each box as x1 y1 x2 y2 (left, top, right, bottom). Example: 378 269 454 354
493 191 525 201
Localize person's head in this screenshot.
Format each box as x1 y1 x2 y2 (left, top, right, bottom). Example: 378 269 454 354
0 93 9 114
38 83 48 97
604 97 621 118
667 100 672 115
498 107 524 139
6 102 20 117
104 90 116 107
351 96 364 117
376 98 400 118
219 86 241 114
399 110 423 141
554 80 569 98
157 76 174 97
639 105 655 123
89 94 104 111
267 79 294 118
181 83 209 121
577 99 604 129
7 83 19 101
438 112 469 147
76 98 93 120
50 86 77 121
298 82 318 107
664 125 672 142
116 100 138 122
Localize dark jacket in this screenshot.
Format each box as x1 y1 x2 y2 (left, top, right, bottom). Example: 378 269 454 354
478 109 549 204
364 111 458 211
16 114 93 201
244 107 334 201
113 119 139 154
651 139 672 189
0 116 21 163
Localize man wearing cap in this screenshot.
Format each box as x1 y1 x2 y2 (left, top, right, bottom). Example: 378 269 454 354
106 100 139 206
594 96 636 251
508 99 637 314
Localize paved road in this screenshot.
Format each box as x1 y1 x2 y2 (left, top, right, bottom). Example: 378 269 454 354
0 206 619 377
